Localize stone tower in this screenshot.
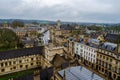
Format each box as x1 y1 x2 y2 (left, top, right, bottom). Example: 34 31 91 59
56 20 61 30
4 21 8 28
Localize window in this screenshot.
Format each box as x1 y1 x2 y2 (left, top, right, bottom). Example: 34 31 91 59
109 64 112 69
91 54 93 57
87 47 88 50
1 69 5 72
77 48 78 50
110 59 112 62
31 63 33 65
36 57 38 60
91 58 92 62
20 65 23 68
102 68 104 72
10 68 12 70
1 63 3 67
77 44 79 46
5 62 7 66
86 52 88 55
9 62 11 65
25 65 28 68
116 61 118 64
36 62 38 65
97 54 99 56
91 49 93 52
13 61 16 64
84 51 85 53
13 66 16 69
19 60 22 63
81 49 83 52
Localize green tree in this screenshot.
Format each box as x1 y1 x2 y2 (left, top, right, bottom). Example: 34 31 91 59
0 29 18 50
32 21 39 25
11 20 24 28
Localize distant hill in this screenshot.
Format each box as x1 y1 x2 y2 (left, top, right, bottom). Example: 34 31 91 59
0 19 120 26
0 19 56 24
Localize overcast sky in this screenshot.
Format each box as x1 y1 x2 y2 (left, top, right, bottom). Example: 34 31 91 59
0 0 120 23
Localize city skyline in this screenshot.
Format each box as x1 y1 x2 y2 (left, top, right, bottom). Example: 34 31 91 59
0 0 120 23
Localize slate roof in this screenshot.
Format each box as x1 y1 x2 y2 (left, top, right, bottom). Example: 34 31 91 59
58 66 104 80
105 34 120 43
52 54 66 67
88 39 100 48
79 38 99 48
0 46 44 60
51 54 69 68
90 31 103 39
99 42 117 52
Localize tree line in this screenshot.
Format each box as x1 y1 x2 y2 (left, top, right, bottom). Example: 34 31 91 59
0 29 22 51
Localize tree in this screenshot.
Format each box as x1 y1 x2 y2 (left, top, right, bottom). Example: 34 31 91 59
11 20 24 28
88 25 102 31
32 21 39 25
0 29 18 50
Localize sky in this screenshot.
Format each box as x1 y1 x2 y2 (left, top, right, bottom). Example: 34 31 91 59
0 0 120 23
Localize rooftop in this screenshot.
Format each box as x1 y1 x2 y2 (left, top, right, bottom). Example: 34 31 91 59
99 42 117 52
105 33 120 43
0 46 44 60
58 66 104 80
79 38 100 48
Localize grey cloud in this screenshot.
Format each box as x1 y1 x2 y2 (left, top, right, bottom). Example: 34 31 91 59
0 0 120 23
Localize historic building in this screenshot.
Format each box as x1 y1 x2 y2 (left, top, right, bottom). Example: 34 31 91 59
0 46 52 77
68 37 76 57
53 20 62 37
74 38 99 69
49 20 62 45
96 34 120 80
44 44 64 61
73 33 120 80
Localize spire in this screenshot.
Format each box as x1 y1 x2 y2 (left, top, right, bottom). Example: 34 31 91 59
63 70 66 80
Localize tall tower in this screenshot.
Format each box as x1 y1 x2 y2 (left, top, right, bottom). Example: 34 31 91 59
56 20 61 30
4 21 8 28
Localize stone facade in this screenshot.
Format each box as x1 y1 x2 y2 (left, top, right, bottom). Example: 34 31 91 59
44 45 64 61
96 48 120 80
0 54 39 75
68 38 75 57
74 41 98 70
0 47 52 76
